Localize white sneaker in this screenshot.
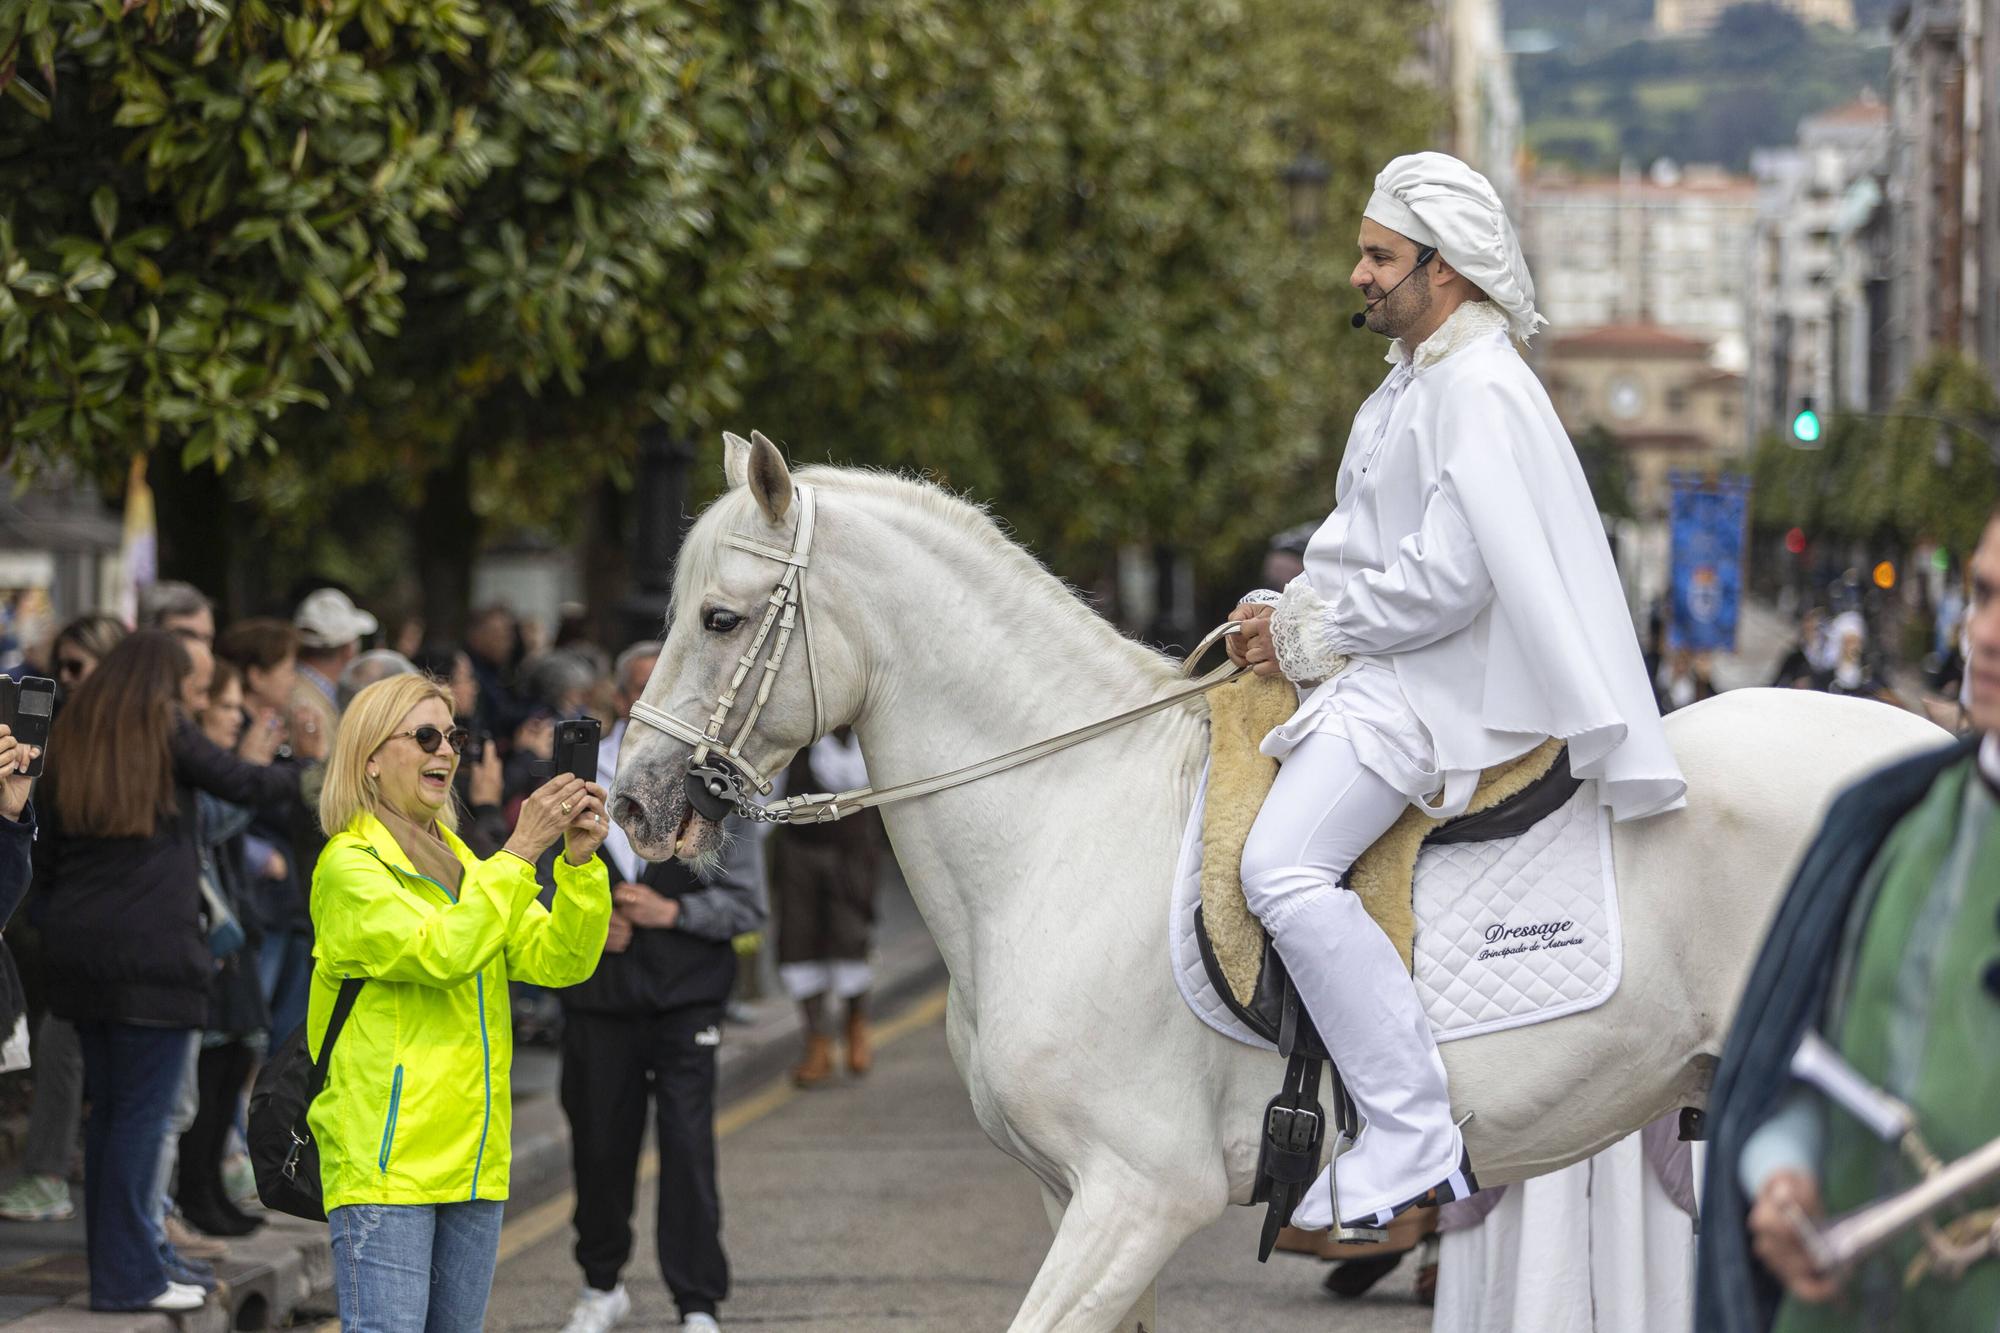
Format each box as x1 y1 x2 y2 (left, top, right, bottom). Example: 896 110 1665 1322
147 1282 206 1312
559 1284 631 1333
681 1315 721 1333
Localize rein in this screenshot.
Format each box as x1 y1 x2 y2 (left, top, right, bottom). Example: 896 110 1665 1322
625 484 1249 826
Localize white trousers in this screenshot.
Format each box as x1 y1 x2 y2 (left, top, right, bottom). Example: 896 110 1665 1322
1240 730 1465 1226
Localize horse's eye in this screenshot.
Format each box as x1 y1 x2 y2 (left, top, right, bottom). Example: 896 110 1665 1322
703 609 743 634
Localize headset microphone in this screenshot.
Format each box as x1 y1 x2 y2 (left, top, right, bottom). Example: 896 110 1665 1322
1350 245 1438 329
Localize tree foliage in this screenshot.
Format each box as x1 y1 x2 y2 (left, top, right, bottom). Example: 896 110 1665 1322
728 0 1435 576
3 0 1435 606
1748 352 2000 560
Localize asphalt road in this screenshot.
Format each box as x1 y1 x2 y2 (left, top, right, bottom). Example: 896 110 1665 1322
481 989 1435 1332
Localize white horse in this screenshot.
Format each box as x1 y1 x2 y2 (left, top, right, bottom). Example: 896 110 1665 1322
610 435 1947 1333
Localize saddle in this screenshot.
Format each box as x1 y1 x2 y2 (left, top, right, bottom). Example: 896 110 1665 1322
1196 675 1576 1042
1194 675 1577 1256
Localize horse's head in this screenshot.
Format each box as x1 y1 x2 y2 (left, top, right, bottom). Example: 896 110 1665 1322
611 431 865 862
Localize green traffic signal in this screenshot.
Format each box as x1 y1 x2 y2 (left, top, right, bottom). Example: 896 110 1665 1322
1791 407 1821 444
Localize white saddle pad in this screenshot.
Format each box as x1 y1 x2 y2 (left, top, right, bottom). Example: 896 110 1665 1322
1169 765 1622 1050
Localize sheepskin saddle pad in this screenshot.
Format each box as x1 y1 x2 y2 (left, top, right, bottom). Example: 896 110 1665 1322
1171 674 1622 1049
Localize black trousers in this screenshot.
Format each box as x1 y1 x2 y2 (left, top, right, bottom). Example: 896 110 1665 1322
559 1007 728 1316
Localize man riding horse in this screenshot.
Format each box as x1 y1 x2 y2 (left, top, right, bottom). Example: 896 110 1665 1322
1227 151 1687 1232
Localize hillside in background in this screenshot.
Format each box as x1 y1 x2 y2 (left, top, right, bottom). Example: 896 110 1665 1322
1504 0 1902 39
1508 3 1890 173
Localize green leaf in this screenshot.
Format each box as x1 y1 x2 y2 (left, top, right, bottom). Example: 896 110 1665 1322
90 188 118 242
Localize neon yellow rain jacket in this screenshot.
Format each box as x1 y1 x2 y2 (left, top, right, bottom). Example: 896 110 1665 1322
306 812 610 1209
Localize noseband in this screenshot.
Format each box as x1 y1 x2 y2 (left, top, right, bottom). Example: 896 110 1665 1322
627 484 826 820
627 482 1247 826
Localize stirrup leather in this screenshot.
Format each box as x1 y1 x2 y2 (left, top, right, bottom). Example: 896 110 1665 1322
1252 965 1382 1260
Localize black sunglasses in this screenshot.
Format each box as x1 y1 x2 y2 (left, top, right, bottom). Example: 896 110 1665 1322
391 725 470 755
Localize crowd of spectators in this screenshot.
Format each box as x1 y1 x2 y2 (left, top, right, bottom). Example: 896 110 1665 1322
0 581 761 1320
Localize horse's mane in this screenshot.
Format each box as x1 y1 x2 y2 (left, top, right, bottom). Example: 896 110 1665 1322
673 466 1180 689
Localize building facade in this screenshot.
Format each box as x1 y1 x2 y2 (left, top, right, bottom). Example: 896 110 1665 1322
1427 0 1522 203
1885 0 2000 395
1746 94 1892 435
1520 162 1759 371
1542 325 1747 516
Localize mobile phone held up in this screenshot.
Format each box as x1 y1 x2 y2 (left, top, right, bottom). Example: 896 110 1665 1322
0 676 54 778
552 718 601 784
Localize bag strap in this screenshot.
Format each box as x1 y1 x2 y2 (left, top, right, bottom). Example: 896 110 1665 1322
307 978 367 1102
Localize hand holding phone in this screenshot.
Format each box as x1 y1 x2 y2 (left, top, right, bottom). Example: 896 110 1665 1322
553 718 602 783
1 678 55 779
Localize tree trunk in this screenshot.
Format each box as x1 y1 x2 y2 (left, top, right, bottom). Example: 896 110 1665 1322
416 451 479 645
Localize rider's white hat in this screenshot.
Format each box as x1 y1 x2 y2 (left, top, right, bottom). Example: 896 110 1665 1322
1364 152 1548 344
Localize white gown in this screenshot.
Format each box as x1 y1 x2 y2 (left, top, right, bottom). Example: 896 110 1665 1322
1432 1130 1696 1333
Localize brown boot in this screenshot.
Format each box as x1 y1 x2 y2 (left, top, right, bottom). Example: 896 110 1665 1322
845 1009 873 1076
793 1033 835 1087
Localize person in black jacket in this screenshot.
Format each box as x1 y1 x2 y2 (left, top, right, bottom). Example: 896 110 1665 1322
35 631 312 1314
552 690 766 1333
176 659 275 1240
0 724 44 1065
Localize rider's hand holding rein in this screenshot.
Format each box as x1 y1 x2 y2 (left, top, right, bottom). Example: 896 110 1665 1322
1228 600 1281 678
504 774 608 867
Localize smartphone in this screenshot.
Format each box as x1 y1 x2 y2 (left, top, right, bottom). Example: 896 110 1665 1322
6 676 54 778
553 718 601 783
460 727 490 764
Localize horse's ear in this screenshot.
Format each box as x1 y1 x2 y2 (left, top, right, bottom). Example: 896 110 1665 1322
746 430 793 524
722 432 753 489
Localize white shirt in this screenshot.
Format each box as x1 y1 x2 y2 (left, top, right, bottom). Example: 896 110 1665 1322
598 720 642 883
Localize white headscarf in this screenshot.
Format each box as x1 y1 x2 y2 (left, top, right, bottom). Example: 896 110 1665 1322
1364 152 1548 344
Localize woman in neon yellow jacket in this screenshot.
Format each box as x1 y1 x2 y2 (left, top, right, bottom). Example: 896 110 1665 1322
307 674 610 1332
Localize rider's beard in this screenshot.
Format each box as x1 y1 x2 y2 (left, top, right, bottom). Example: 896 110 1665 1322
1372 279 1434 341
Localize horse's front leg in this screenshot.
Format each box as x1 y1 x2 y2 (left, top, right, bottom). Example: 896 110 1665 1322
1011 1161 1220 1333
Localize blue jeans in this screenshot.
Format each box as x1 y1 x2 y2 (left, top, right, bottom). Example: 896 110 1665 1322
76 1023 199 1310
258 928 313 1044
329 1200 506 1333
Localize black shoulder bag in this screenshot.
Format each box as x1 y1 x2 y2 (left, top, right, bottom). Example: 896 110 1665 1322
247 978 366 1222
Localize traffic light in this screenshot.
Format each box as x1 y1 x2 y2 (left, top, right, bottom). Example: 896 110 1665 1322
1790 397 1822 445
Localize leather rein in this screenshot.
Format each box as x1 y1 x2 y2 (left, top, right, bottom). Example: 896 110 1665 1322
625 482 1248 826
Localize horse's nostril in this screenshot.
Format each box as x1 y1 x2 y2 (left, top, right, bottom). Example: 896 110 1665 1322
611 794 644 828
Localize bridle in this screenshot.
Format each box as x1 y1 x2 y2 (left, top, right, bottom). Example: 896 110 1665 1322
626 482 1248 826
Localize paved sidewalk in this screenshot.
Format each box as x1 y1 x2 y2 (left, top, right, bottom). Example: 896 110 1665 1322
0 867 942 1330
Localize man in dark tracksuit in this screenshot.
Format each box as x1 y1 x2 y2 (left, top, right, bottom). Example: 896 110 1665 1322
555 711 765 1333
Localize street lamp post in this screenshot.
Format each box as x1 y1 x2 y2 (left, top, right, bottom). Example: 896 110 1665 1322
619 425 695 645
1282 151 1331 239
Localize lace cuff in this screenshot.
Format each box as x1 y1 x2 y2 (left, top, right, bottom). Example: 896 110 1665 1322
1237 587 1284 609
1271 579 1349 687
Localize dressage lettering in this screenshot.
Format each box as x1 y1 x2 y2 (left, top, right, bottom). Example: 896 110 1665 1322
1476 918 1585 961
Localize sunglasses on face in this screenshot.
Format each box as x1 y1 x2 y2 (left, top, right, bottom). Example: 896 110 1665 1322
391 726 471 755
55 656 90 680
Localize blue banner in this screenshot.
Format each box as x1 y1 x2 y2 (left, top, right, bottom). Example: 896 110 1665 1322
1668 473 1751 654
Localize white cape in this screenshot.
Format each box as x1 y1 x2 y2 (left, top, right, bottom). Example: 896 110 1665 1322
1330 316 1685 822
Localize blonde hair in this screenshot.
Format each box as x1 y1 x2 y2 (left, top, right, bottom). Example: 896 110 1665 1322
319 674 461 837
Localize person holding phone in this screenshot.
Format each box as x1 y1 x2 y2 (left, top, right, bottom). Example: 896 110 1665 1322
307 674 611 1331
0 722 43 1072
36 632 310 1313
